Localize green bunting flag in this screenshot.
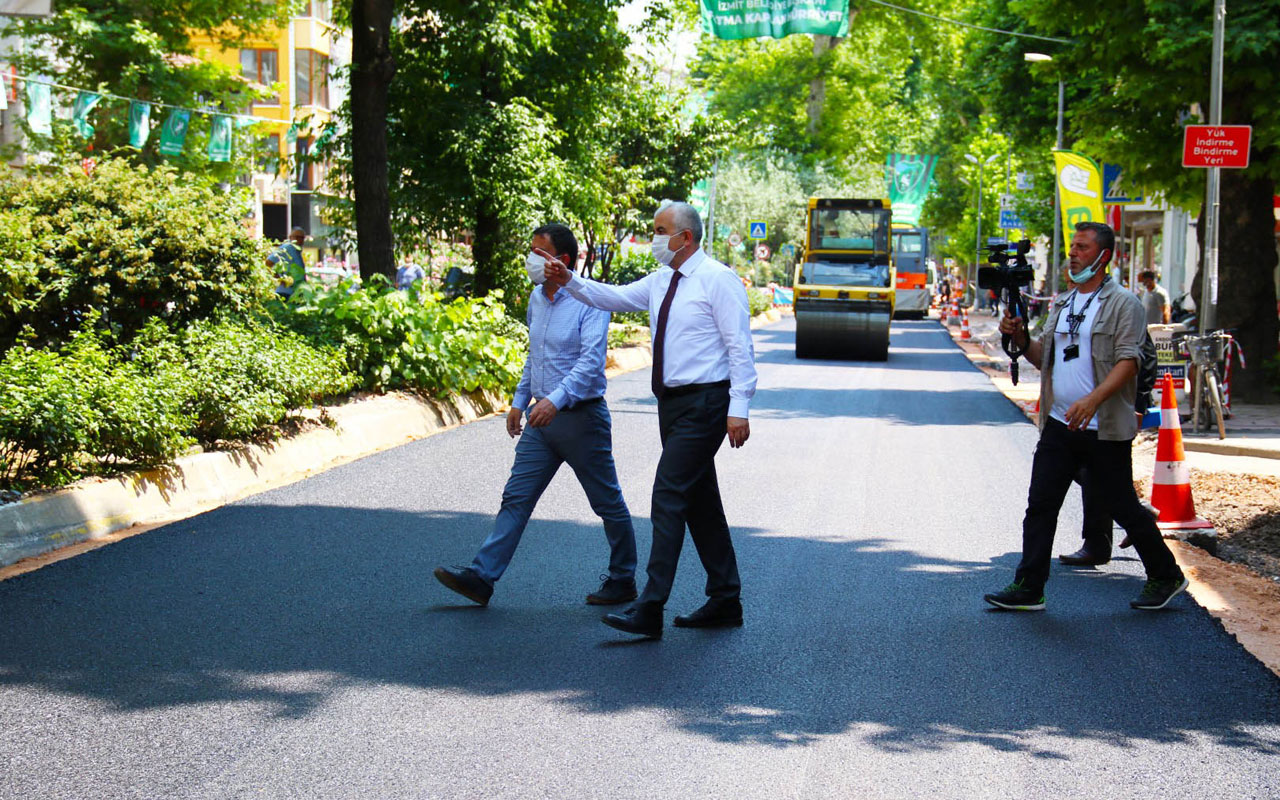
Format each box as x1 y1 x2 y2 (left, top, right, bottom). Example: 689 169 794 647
207 114 233 162
885 154 939 226
128 101 151 147
158 109 191 156
72 91 102 139
285 121 298 145
25 81 52 136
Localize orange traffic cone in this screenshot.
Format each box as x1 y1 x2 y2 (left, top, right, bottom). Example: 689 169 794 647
1151 373 1213 530
960 310 971 340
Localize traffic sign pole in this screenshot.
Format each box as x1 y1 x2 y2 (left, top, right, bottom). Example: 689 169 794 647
1198 0 1226 331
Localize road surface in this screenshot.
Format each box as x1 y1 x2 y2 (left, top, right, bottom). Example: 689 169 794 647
2 318 1278 798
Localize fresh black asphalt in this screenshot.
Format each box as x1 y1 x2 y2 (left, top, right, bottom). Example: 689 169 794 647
2 318 1278 798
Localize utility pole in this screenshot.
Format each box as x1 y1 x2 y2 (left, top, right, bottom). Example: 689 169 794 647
1199 0 1225 331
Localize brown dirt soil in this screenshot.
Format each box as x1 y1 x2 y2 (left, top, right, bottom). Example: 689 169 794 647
1135 469 1280 583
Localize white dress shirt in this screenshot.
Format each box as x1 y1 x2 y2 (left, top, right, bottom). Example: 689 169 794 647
564 248 758 418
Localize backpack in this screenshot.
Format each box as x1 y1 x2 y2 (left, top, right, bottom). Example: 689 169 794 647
1134 330 1158 413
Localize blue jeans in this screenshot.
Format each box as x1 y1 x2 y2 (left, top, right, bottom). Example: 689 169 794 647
471 400 636 585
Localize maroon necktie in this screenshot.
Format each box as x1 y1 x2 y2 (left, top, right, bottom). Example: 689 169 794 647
651 270 684 398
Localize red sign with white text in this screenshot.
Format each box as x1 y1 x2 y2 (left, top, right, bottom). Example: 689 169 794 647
1182 125 1252 168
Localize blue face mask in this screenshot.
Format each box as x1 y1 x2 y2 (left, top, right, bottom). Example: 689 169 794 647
1069 248 1111 285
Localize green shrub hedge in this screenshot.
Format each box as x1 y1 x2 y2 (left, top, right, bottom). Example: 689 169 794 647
0 160 271 348
0 316 355 490
284 276 527 396
747 287 773 317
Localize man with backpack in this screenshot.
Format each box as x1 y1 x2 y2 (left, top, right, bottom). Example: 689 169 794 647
985 222 1186 612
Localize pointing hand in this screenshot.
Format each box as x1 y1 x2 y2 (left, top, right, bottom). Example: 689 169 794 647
538 250 572 287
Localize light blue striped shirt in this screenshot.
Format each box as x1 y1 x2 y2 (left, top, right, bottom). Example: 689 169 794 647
512 285 611 411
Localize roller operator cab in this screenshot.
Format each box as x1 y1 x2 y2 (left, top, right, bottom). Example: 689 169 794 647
891 225 931 319
793 198 895 360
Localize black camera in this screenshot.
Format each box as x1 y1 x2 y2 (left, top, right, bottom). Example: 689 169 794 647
977 238 1035 385
977 238 1034 292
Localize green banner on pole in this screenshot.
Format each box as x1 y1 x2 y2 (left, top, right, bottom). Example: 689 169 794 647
25 81 52 136
72 91 101 139
700 0 850 40
158 109 191 156
128 101 151 147
207 115 233 162
884 153 939 226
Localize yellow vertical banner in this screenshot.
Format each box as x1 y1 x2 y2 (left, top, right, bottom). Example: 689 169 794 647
1053 150 1105 250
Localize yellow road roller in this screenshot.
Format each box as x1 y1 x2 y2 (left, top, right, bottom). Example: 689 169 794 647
793 198 895 360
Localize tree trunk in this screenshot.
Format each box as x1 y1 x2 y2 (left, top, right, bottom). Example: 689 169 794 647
804 5 857 141
1209 169 1278 402
472 203 502 296
350 0 397 283
805 35 835 140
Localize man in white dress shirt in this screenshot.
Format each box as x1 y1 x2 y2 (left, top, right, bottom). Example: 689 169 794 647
543 201 758 639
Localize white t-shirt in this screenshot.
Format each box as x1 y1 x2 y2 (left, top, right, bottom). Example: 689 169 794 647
1050 288 1102 431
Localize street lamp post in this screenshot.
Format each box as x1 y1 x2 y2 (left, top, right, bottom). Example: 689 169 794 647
964 152 1000 308
1026 53 1063 289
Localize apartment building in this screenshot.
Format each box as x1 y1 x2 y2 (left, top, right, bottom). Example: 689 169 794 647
190 2 349 251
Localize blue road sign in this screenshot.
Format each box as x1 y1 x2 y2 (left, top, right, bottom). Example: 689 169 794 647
1102 163 1144 205
999 209 1023 229
748 220 768 240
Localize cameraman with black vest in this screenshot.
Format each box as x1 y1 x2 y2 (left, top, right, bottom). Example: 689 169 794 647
985 222 1186 612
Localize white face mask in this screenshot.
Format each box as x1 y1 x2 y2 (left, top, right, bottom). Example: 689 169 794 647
650 231 686 266
1069 248 1110 286
525 252 547 285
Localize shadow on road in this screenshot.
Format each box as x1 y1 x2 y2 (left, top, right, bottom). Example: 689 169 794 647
2 504 1278 759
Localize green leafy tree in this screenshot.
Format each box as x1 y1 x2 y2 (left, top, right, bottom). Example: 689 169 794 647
966 0 1280 400
379 0 631 300
1 0 287 182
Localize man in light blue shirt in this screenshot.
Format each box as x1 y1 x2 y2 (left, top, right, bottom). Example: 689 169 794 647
434 224 637 607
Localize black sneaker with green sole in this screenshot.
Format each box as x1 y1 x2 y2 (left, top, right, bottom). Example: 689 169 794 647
1130 576 1189 610
984 580 1046 611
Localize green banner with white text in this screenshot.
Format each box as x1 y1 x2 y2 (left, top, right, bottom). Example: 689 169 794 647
700 0 850 40
885 153 938 226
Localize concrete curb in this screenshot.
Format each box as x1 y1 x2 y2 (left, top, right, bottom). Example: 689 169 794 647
0 308 786 574
0 390 505 569
1184 439 1280 461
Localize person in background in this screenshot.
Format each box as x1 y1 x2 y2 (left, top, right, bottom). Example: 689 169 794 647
396 256 426 292
1139 270 1171 324
267 227 307 300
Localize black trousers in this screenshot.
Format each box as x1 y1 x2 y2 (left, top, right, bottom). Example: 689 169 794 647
1077 468 1114 552
1016 417 1181 592
637 384 741 606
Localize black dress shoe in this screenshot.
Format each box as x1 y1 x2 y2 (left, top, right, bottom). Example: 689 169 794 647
433 566 493 606
601 603 662 638
673 597 743 628
586 575 638 606
1059 548 1110 566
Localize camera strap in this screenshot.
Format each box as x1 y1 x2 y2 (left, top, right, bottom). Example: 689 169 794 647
1064 275 1107 340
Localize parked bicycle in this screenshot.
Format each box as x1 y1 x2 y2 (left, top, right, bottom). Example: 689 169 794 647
1178 330 1233 439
